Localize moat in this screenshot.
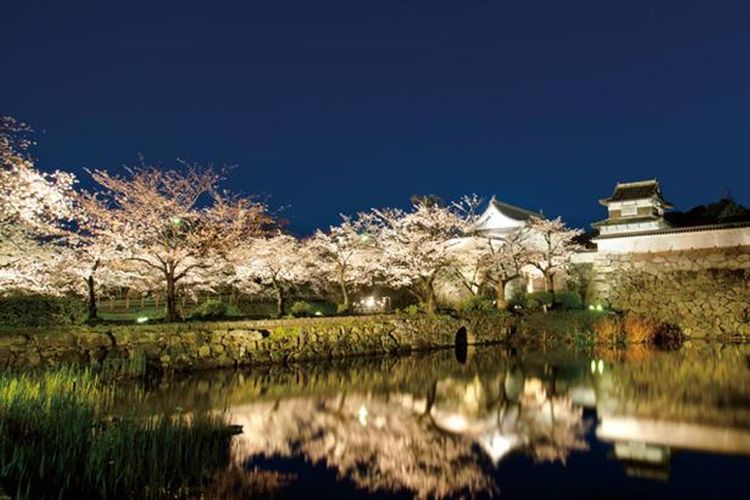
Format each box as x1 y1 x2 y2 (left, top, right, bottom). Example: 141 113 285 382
119 343 750 499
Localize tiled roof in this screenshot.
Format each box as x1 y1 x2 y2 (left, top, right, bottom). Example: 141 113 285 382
591 215 661 227
599 179 673 207
489 198 541 221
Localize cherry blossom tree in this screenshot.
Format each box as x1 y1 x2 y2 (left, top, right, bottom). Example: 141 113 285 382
231 234 313 317
525 217 584 293
455 228 532 309
306 215 382 313
370 195 481 314
84 162 272 321
1 117 76 272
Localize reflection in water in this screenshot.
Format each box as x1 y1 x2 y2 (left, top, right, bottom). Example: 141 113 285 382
126 344 750 498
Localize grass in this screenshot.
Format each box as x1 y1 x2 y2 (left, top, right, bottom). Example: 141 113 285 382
515 310 604 347
0 366 233 499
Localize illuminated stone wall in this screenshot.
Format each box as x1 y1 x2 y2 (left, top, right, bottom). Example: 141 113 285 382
587 246 750 338
0 313 512 371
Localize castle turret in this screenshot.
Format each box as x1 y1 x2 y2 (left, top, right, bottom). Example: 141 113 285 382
593 179 673 236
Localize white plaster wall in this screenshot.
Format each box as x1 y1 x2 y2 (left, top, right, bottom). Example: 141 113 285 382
473 204 527 233
594 227 750 254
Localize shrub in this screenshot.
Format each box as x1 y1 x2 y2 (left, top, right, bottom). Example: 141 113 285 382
652 322 684 349
0 294 87 327
402 304 422 315
457 295 496 313
189 299 227 321
289 300 317 317
506 292 527 311
554 291 583 311
622 313 659 344
594 315 622 344
526 291 554 311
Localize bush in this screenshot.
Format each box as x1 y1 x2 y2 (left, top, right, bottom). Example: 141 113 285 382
402 304 422 315
0 294 87 327
525 291 554 311
594 315 622 344
622 313 659 344
652 322 684 349
457 295 496 313
554 291 583 311
592 313 683 348
289 301 317 318
189 299 227 321
506 292 527 311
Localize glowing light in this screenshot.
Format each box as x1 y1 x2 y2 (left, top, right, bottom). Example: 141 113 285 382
439 414 469 433
590 360 596 374
588 305 595 311
136 316 149 324
596 304 604 312
598 359 605 375
357 404 368 426
314 311 323 316
478 431 518 463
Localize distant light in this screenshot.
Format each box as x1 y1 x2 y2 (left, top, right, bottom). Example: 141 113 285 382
357 404 368 426
440 414 469 433
590 360 596 374
314 311 323 316
596 304 604 312
365 296 376 308
588 305 595 311
136 316 149 324
598 359 605 375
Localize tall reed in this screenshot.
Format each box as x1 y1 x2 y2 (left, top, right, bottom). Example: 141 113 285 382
0 366 232 499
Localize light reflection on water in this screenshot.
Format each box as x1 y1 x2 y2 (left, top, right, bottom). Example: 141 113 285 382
124 344 750 498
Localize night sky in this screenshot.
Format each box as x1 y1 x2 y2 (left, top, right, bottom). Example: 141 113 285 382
2 0 749 234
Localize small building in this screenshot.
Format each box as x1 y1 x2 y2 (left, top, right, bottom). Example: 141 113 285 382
591 179 750 253
593 179 673 237
440 196 548 304
470 196 542 237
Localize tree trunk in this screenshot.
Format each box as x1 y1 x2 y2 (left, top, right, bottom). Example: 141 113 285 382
275 286 285 318
424 282 437 315
338 277 350 314
165 269 179 322
544 272 555 292
86 274 98 322
494 282 507 310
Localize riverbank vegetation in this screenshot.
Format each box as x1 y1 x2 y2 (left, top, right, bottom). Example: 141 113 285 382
0 366 234 499
514 310 684 349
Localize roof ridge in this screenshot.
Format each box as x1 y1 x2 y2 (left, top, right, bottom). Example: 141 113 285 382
490 197 542 216
615 179 658 187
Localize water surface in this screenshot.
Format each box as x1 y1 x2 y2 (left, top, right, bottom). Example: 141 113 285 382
126 344 750 499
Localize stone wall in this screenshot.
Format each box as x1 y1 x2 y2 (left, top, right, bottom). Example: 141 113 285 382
0 314 512 372
587 246 750 338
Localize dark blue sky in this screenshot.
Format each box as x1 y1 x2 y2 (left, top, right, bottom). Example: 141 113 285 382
2 0 749 234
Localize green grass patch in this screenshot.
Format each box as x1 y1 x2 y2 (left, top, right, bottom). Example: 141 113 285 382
0 366 233 499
